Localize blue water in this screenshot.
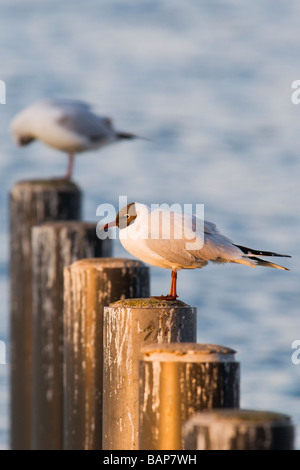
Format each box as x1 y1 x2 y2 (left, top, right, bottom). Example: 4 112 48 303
1 0 299 449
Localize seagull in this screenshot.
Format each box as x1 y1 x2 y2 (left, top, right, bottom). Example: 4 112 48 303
10 99 137 179
103 202 291 300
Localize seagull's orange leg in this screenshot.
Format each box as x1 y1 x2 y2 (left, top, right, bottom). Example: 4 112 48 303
169 270 178 298
65 153 74 180
152 269 178 301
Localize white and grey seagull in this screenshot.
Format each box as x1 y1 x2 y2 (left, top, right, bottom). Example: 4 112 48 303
10 99 137 179
103 202 291 300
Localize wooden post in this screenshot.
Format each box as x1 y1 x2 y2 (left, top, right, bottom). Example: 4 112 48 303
183 410 294 450
139 343 240 450
10 179 81 449
63 259 150 450
32 221 111 450
102 299 197 450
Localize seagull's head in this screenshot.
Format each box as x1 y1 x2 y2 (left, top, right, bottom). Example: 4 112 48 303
10 111 35 146
15 135 35 146
104 202 149 232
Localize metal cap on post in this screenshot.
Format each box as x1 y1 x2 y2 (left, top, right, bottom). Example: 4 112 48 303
183 410 294 450
10 179 81 450
139 343 240 450
63 258 150 450
32 221 112 450
102 299 197 450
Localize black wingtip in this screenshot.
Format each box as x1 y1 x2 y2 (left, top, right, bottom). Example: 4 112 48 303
116 132 137 140
234 244 291 258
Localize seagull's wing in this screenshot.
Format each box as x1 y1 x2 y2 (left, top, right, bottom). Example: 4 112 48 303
143 210 208 267
145 210 280 268
203 220 218 234
190 215 244 262
134 209 290 271
54 105 115 142
195 219 290 270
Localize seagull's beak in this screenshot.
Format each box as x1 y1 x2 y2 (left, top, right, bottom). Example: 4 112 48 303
103 220 117 231
97 219 117 240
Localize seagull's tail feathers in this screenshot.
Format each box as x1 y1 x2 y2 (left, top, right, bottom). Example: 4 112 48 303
233 244 291 271
250 256 289 271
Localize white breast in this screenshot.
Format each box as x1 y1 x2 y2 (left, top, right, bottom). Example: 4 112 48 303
119 211 171 268
121 236 173 268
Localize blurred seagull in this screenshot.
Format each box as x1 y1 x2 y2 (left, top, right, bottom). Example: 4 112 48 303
103 202 291 300
10 99 137 179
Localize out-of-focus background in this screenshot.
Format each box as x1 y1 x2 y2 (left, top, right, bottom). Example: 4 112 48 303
0 0 299 449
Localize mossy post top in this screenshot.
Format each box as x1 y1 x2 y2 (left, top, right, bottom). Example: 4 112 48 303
110 298 191 308
69 258 147 271
11 178 80 191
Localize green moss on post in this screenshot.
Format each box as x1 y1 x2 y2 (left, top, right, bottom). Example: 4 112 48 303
16 178 79 188
110 298 189 308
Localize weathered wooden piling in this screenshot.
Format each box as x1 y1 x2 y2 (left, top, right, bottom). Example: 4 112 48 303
32 222 111 450
183 410 294 450
63 259 150 450
102 299 197 450
139 343 240 450
10 179 81 450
